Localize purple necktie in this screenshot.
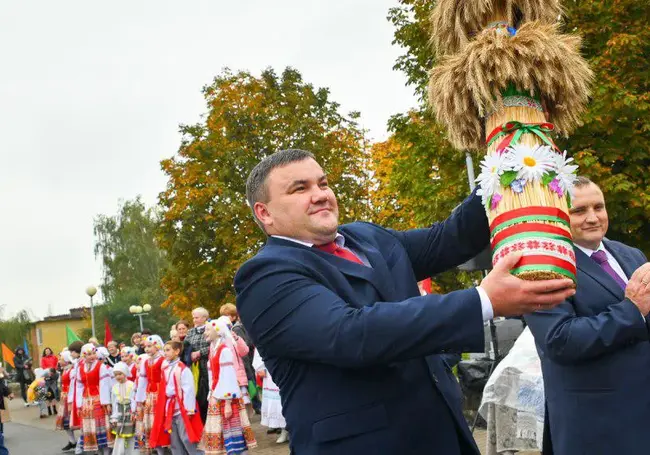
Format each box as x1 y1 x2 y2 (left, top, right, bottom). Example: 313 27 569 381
591 250 627 290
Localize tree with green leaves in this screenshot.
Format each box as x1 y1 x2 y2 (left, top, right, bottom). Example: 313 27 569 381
84 198 174 342
0 310 33 357
157 67 371 315
379 0 650 270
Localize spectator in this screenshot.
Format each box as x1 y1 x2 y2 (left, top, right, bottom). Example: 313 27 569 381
176 320 192 374
88 337 100 347
175 320 190 342
131 333 143 355
13 347 32 404
41 348 58 370
184 307 211 423
105 341 121 367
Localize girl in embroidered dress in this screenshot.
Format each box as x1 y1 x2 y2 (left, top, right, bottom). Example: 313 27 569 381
252 349 288 444
120 348 138 383
216 316 252 410
149 341 203 455
56 351 78 451
135 335 167 455
66 341 85 455
110 362 137 455
78 343 114 454
200 318 257 455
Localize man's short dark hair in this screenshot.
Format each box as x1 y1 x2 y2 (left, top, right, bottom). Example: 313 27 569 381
246 149 316 229
68 341 84 354
141 328 152 336
574 176 595 188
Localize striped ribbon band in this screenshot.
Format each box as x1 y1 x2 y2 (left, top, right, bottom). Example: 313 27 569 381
490 207 570 234
511 256 577 280
491 222 571 249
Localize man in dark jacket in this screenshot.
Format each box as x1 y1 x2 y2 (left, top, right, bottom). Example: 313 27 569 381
12 348 31 404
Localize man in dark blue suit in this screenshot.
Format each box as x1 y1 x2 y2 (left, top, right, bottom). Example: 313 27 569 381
525 177 650 455
235 149 575 455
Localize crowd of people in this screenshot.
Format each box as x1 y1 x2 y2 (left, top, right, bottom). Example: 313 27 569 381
2 305 287 455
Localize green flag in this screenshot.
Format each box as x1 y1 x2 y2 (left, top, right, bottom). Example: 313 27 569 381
66 325 81 345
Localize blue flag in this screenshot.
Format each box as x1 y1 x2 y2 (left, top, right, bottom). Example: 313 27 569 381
23 339 29 357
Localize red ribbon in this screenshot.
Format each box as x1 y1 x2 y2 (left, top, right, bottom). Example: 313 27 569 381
490 207 571 232
515 255 577 277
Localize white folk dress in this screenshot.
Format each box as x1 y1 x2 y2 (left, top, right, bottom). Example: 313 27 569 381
252 349 286 429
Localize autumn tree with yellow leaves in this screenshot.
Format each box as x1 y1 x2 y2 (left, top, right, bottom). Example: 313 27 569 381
157 68 371 315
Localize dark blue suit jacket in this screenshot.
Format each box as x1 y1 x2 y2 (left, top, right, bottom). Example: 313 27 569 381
525 240 650 455
235 192 490 455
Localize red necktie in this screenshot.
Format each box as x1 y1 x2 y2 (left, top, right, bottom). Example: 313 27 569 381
316 242 364 265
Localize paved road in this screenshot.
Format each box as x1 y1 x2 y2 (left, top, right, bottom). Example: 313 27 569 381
1 397 506 455
4 421 63 453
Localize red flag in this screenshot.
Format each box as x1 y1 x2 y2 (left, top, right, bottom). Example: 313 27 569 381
418 278 433 295
104 319 113 344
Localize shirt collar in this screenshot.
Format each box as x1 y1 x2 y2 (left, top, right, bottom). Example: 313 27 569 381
575 241 605 257
272 233 345 248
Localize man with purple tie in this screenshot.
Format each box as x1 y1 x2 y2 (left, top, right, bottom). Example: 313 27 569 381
525 176 650 455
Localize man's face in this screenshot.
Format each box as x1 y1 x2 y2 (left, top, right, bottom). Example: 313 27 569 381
255 158 339 244
193 313 207 328
569 183 609 250
108 344 118 355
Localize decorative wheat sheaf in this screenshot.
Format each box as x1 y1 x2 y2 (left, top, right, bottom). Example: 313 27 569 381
428 0 593 282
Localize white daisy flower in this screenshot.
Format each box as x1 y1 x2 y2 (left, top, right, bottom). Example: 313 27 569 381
504 144 555 182
476 153 507 206
553 150 579 195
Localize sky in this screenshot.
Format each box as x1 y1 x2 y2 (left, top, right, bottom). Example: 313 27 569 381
0 0 417 320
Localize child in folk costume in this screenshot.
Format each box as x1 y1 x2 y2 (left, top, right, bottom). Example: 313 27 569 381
77 343 114 454
216 316 252 409
200 318 257 455
252 349 288 444
56 351 78 452
120 348 138 382
27 368 49 418
149 341 203 455
66 341 84 454
110 362 137 455
135 335 167 454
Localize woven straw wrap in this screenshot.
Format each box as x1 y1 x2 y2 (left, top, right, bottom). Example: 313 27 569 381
428 2 592 282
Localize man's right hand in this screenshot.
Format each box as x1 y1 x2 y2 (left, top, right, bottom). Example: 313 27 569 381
625 263 650 316
191 351 201 362
480 253 576 317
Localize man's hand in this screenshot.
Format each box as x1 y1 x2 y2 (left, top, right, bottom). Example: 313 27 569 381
480 253 576 317
625 263 650 316
8 393 14 400
191 351 201 362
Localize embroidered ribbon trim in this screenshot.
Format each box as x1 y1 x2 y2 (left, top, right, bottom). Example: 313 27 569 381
491 222 572 249
486 122 560 155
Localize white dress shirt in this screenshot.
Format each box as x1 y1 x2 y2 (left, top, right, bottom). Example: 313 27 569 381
272 233 494 321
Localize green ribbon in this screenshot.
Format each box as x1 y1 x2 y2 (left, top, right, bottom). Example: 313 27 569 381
486 121 559 154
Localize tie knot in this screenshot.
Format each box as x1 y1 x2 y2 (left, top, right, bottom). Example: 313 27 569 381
315 242 338 254
591 250 608 264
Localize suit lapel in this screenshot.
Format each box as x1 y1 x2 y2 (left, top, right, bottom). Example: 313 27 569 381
341 232 396 301
267 234 395 302
603 240 637 279
575 244 624 300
